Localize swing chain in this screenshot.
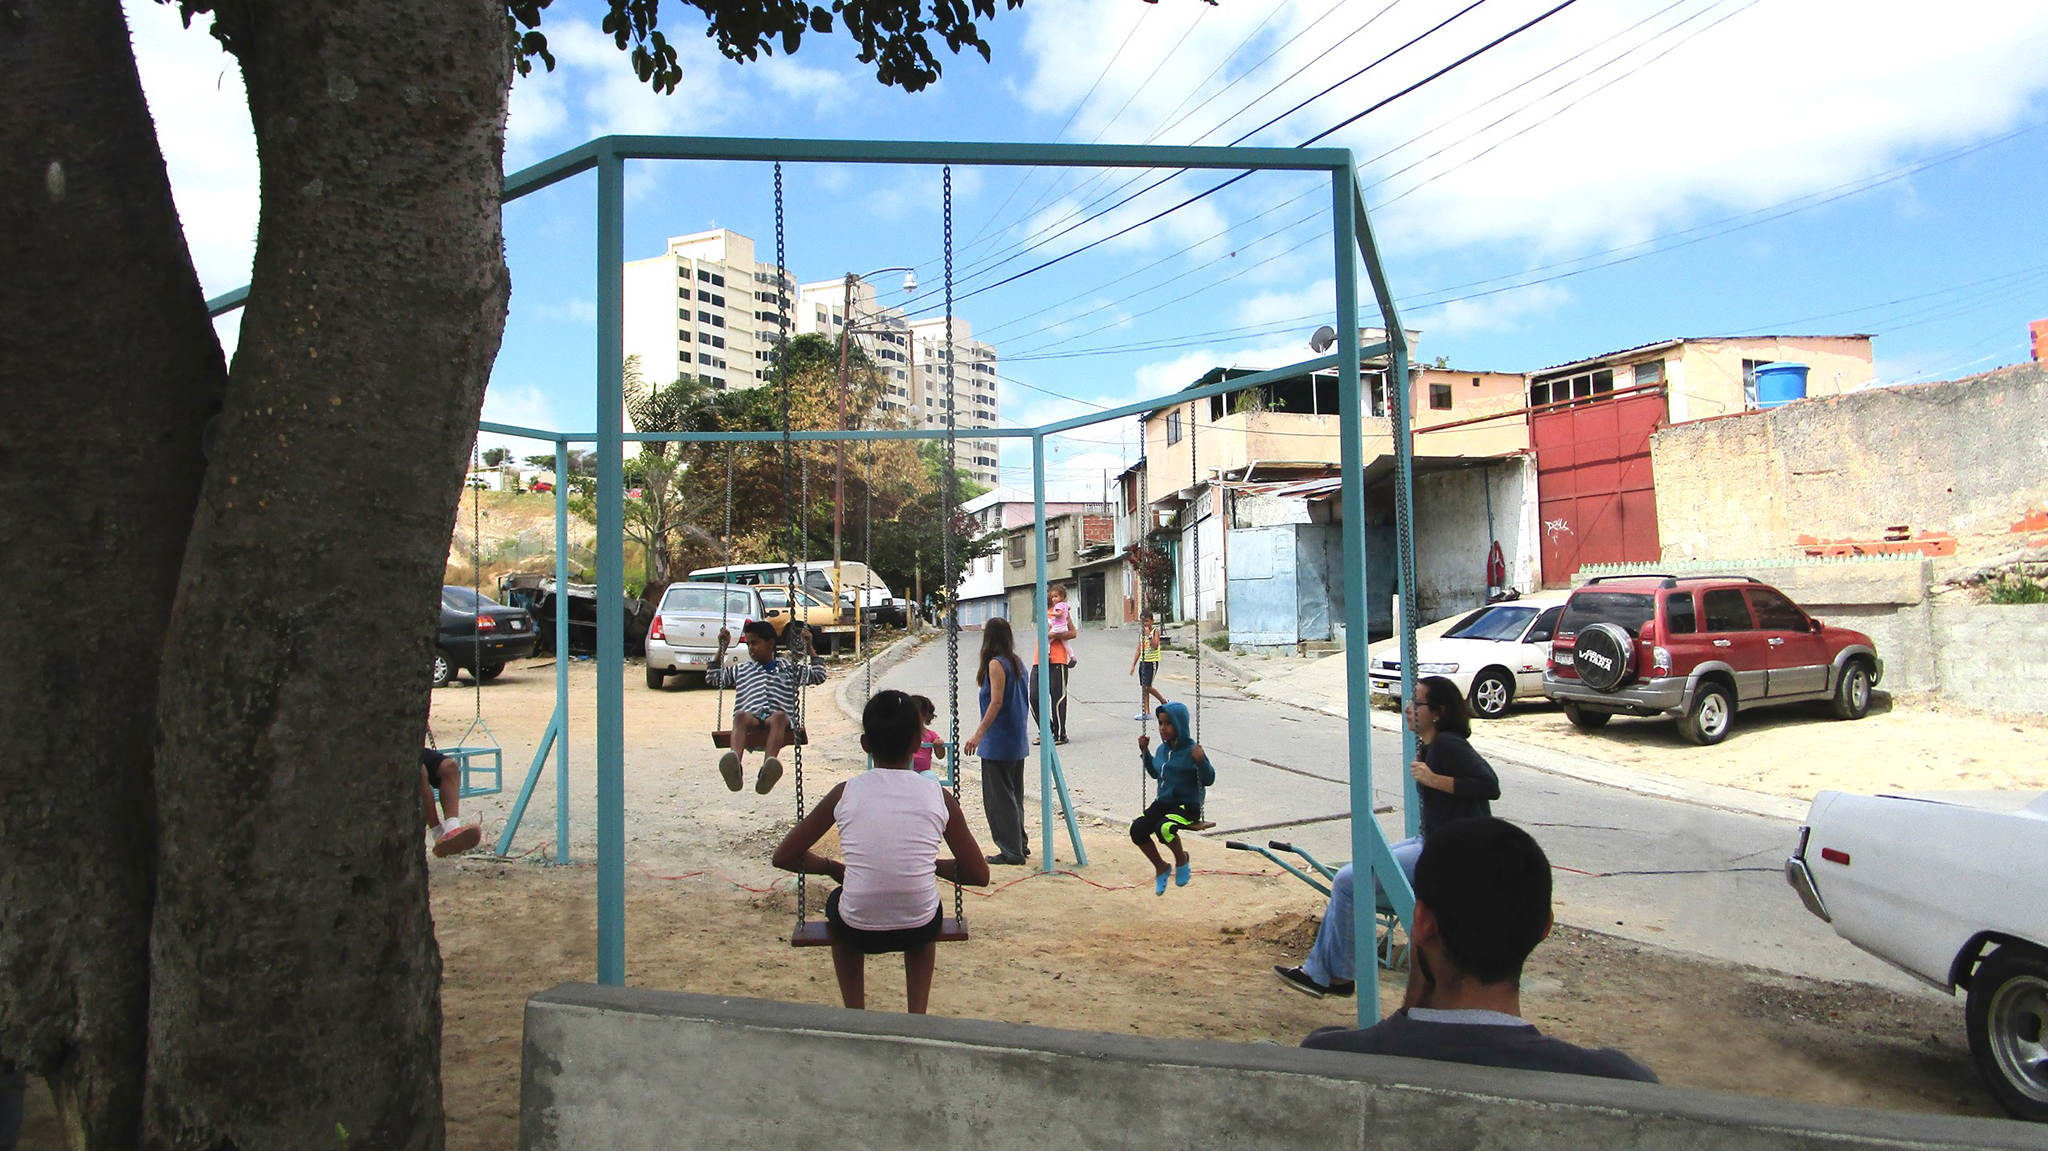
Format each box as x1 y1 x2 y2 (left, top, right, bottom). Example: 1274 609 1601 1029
1190 398 1200 744
943 166 964 923
1138 429 1149 808
774 162 807 931
470 438 485 725
717 442 735 722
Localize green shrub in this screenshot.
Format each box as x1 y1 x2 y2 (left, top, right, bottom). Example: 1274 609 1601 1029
1989 576 2048 605
1204 634 1230 651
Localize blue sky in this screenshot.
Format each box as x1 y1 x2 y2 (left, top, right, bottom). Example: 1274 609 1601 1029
132 0 2048 497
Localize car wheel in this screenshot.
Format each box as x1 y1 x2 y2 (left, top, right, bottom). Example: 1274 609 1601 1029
1561 701 1611 731
1469 669 1514 720
1830 659 1872 720
1680 683 1733 745
431 649 455 688
645 664 667 690
1966 946 2048 1122
478 661 505 684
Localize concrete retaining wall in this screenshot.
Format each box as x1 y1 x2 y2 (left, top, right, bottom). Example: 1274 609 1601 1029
1650 363 2048 569
1931 603 2048 713
520 984 2042 1150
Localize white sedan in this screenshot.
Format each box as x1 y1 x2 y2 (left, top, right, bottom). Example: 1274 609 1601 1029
1788 790 2048 1121
1369 596 1567 719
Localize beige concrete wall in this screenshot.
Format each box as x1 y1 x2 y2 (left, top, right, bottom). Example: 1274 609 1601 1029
1414 368 1529 457
1652 362 2048 570
523 985 2044 1151
1668 336 1875 424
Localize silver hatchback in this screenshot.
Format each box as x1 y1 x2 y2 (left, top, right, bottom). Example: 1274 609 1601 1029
645 583 760 689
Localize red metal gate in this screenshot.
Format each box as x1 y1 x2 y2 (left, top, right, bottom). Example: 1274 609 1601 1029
1532 390 1666 585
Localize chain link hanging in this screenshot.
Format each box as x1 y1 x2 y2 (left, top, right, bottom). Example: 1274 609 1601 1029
1190 398 1201 744
773 162 809 934
942 166 965 924
1137 426 1149 807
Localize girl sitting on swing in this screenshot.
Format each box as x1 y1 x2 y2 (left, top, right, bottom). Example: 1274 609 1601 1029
773 690 989 1013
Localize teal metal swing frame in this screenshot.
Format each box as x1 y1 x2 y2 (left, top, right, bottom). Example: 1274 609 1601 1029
211 133 1428 1027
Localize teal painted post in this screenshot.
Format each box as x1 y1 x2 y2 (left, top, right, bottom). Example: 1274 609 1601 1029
1032 433 1055 873
1332 165 1381 1026
594 148 626 986
554 437 572 864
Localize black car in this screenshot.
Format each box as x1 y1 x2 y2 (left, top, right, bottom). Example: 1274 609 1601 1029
435 585 537 687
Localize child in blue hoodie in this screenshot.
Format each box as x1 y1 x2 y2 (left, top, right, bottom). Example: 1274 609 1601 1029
1132 700 1214 896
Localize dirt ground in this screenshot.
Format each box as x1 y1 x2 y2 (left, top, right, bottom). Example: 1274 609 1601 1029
12 655 2003 1148
1477 689 2048 799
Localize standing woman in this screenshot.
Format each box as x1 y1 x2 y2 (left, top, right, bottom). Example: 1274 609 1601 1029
1273 675 1500 998
963 618 1032 865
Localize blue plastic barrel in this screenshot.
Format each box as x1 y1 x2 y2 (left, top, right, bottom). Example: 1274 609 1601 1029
1755 361 1809 408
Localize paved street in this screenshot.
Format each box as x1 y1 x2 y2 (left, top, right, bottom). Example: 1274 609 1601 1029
874 623 1934 995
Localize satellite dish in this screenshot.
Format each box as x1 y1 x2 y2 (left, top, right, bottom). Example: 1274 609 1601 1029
1309 325 1337 354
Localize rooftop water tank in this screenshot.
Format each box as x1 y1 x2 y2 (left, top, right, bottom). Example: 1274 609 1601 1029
1755 361 1809 409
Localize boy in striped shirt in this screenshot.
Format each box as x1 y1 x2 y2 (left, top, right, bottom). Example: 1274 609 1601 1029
709 620 827 794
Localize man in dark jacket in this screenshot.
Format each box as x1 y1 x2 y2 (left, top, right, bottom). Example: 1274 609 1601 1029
1302 817 1657 1083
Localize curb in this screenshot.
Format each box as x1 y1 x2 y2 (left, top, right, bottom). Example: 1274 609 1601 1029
1241 679 1807 823
831 631 931 724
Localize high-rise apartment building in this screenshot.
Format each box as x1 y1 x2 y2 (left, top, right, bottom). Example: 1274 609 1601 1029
621 228 1001 489
621 229 797 394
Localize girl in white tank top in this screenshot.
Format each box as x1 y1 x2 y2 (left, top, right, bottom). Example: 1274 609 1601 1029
835 769 948 930
772 690 992 1013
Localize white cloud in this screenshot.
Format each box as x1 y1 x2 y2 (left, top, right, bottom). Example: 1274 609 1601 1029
1010 0 2048 260
1413 281 1569 338
124 1 258 299
479 383 564 454
1235 278 1336 329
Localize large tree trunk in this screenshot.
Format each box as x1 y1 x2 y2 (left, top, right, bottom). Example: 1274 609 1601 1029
0 1 224 1143
141 1 510 1144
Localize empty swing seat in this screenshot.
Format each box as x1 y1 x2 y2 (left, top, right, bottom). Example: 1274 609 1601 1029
437 744 503 799
790 918 970 948
712 727 809 750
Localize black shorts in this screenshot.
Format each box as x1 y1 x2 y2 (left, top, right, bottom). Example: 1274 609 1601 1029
1138 662 1157 688
824 888 942 955
1130 799 1200 846
421 748 453 774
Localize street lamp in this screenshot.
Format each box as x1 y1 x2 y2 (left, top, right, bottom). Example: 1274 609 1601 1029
835 266 918 613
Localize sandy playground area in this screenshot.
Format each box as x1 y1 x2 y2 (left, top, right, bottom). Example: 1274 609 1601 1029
12 655 2005 1147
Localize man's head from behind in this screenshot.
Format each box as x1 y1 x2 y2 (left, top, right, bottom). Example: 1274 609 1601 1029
1411 818 1553 993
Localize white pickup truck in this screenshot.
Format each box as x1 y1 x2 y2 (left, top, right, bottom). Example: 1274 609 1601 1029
1787 790 2048 1121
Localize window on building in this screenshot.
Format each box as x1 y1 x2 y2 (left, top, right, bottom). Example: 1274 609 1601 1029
1635 360 1664 387
711 314 724 328
698 352 714 365
1529 379 1550 407
1429 383 1452 410
697 310 712 323
1047 527 1061 559
697 268 712 282
1742 359 1771 409
1166 410 1183 446
710 273 724 287
1007 535 1024 567
708 335 725 349
679 329 692 342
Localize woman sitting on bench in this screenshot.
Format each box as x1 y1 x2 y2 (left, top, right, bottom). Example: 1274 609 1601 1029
1274 675 1499 998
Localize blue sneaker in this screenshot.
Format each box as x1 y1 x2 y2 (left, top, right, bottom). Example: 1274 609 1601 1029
1154 872 1169 896
1174 862 1191 887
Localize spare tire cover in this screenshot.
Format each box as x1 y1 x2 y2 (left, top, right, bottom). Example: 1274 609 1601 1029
1573 622 1635 692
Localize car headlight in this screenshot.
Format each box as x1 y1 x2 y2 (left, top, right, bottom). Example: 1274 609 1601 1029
1418 662 1460 674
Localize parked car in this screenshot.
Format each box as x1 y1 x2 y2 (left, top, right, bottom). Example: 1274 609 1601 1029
436 585 537 687
1370 595 1568 719
1787 790 2048 1121
686 561 905 627
1543 574 1881 745
645 582 760 689
496 574 652 657
756 584 837 649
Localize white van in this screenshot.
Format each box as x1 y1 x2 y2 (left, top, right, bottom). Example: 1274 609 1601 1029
686 561 906 627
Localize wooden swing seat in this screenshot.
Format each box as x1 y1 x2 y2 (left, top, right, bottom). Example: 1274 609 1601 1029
791 918 970 948
712 727 808 750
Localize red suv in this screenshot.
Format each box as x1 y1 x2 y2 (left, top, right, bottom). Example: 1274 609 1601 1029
1543 575 1882 745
